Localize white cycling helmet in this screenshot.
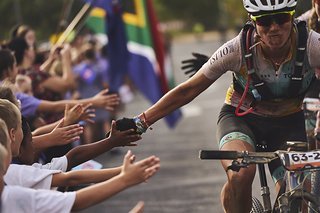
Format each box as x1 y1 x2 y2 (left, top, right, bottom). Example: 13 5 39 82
243 0 297 15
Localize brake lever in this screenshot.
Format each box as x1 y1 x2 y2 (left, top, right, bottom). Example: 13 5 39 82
226 160 249 172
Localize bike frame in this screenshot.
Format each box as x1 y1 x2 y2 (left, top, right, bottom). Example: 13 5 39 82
199 97 320 212
199 149 320 212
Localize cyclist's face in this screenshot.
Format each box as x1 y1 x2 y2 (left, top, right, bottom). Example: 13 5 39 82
255 18 292 50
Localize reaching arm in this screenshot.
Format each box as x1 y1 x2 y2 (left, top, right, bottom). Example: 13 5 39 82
110 72 216 135
36 89 120 113
32 104 95 136
71 150 160 211
32 120 60 136
181 52 210 78
145 71 215 125
65 120 141 170
32 121 83 151
51 167 122 187
40 45 77 93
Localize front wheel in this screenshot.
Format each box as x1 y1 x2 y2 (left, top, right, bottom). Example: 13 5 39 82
251 196 264 213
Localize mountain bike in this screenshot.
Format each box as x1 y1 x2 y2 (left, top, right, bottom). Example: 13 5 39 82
199 147 320 212
199 98 320 213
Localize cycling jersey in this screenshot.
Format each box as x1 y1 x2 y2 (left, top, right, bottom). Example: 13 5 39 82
201 28 320 117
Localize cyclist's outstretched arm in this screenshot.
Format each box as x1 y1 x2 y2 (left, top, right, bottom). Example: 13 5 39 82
113 36 241 133
145 71 215 125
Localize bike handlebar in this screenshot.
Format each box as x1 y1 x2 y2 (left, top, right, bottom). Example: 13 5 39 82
199 150 239 160
199 150 278 161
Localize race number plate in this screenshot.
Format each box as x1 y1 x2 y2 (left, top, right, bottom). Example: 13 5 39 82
279 151 320 170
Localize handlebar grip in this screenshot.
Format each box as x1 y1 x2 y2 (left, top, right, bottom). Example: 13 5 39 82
199 150 239 160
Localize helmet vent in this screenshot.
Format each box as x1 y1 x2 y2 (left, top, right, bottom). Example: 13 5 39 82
249 0 258 6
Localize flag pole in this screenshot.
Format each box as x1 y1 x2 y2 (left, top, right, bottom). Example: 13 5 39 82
40 1 95 71
55 1 95 45
55 0 75 36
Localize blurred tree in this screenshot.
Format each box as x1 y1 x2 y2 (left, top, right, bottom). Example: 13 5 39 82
0 0 313 42
154 0 220 30
0 0 83 41
295 0 312 16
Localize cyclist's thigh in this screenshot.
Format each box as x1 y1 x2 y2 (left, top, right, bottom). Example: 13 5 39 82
217 104 258 173
217 104 256 150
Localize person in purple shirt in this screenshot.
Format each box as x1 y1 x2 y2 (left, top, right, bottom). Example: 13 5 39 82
0 48 120 121
73 42 111 143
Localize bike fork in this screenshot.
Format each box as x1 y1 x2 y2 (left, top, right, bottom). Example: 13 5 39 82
258 163 272 213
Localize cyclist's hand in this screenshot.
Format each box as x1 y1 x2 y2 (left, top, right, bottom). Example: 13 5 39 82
116 117 138 132
105 116 148 137
181 52 209 78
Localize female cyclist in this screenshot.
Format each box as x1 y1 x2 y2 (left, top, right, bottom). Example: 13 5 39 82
117 0 320 212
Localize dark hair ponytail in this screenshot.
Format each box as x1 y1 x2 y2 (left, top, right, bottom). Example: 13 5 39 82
7 37 28 65
0 49 15 80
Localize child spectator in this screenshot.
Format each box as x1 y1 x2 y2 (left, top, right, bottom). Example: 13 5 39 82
0 99 159 212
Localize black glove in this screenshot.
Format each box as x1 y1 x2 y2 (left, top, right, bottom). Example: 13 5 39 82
181 52 209 78
105 117 137 137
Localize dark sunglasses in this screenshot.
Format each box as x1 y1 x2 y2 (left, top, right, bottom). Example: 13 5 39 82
251 11 295 27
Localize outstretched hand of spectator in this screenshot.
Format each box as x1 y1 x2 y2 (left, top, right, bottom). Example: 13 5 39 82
129 201 145 213
107 120 141 147
120 150 160 187
105 114 151 137
49 119 84 146
64 104 96 126
181 52 209 78
92 89 120 111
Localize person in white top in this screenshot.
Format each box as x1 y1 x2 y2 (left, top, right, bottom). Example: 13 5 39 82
0 99 148 192
0 116 160 213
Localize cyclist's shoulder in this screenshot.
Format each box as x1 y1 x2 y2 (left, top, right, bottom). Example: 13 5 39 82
207 33 242 63
296 9 313 22
307 29 320 68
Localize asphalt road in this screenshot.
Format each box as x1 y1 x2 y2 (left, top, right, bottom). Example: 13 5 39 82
80 33 275 213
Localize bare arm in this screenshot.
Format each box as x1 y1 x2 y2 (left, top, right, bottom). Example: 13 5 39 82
65 121 141 171
72 151 160 211
32 121 83 151
33 104 95 136
51 167 122 187
72 173 129 211
32 120 60 136
145 71 215 125
41 45 76 93
36 90 119 113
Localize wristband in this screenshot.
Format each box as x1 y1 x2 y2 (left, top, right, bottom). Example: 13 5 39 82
133 116 148 134
134 112 152 134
